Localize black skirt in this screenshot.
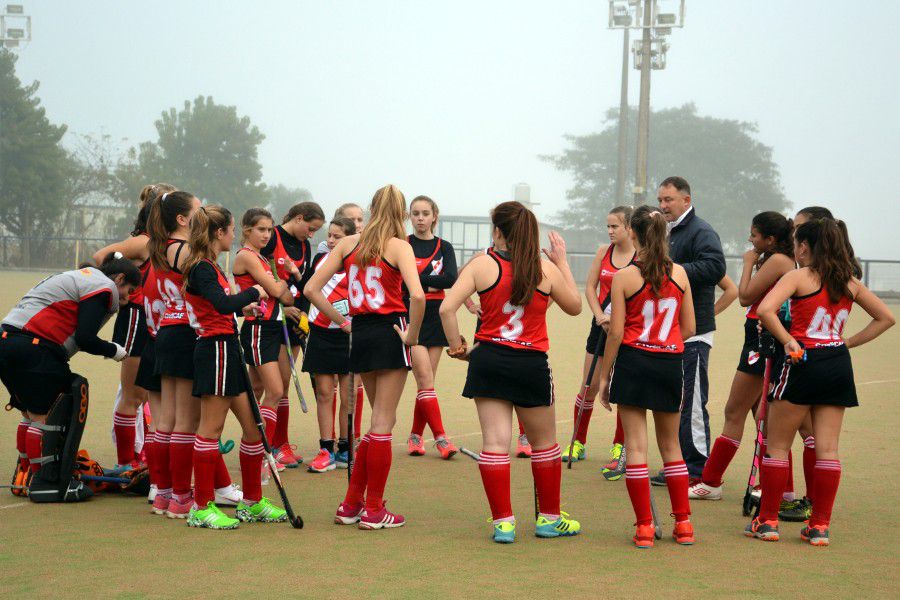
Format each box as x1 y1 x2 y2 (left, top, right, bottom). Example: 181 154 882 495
135 336 161 393
302 324 350 375
154 324 197 379
462 342 555 408
349 313 412 373
609 345 683 413
414 299 449 347
769 344 858 407
240 320 282 367
192 335 246 397
584 319 608 355
112 302 149 356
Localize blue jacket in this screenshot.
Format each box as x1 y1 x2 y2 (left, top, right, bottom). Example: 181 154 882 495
668 208 726 336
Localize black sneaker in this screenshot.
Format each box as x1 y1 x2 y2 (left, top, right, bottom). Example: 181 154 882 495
778 499 808 522
744 517 779 541
649 470 667 487
800 496 813 520
800 524 829 546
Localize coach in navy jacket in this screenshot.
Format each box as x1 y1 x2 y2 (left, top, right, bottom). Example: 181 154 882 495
656 176 726 482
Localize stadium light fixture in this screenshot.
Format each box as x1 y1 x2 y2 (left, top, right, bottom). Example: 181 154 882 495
1 3 31 49
6 4 23 14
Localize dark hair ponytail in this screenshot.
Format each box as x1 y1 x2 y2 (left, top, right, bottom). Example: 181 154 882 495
491 201 541 306
147 191 196 271
182 205 233 291
630 205 672 295
797 206 862 278
99 252 142 287
132 183 177 236
282 201 325 225
795 218 854 303
331 216 356 236
752 211 794 265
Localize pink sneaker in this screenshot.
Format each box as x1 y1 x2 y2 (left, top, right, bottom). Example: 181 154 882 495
334 501 364 525
358 504 406 530
166 493 193 519
277 444 302 468
151 493 170 515
308 448 336 473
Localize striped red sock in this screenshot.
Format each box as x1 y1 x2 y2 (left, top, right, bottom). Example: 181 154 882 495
354 386 364 440
364 434 393 512
785 450 795 500
113 411 137 465
478 452 512 521
573 394 594 444
531 444 562 518
214 451 232 488
416 389 446 438
170 431 195 498
411 393 427 437
259 405 277 446
154 430 172 492
701 435 740 486
809 460 841 528
612 411 624 445
239 439 265 503
16 419 30 472
664 460 691 521
802 436 816 503
273 398 289 448
344 434 370 505
144 432 157 484
759 456 790 521
192 436 219 507
25 425 43 474
625 463 652 525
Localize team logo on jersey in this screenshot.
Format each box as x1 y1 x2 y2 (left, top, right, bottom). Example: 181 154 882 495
601 268 614 278
431 257 443 274
277 258 286 265
747 350 760 365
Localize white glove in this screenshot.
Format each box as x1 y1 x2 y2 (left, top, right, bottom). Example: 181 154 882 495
109 343 128 362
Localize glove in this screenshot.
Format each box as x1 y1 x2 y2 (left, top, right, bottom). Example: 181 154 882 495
109 343 128 362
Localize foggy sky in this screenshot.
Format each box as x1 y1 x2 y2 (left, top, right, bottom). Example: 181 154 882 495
12 1 899 258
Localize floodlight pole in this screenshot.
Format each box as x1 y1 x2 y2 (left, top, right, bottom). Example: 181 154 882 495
633 0 653 204
614 27 630 205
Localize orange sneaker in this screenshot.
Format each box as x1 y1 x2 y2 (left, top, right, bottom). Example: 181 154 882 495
744 517 779 541
434 437 458 460
516 434 532 458
673 520 695 545
800 523 829 546
407 434 425 456
633 523 656 548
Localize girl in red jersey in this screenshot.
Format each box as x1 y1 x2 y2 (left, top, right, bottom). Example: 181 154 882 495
598 205 696 549
405 196 459 459
745 218 893 546
180 205 287 529
689 212 795 502
260 201 325 468
440 201 583 544
303 217 356 473
563 206 634 477
305 184 425 530
93 183 175 471
233 208 296 470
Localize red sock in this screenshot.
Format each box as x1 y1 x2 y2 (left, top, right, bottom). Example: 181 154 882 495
113 411 137 465
785 450 795 499
344 434 370 505
273 398 290 448
573 394 594 444
214 452 232 488
701 435 740 486
411 393 427 437
518 419 525 436
144 431 156 484
354 386 364 440
809 460 841 528
531 444 562 518
192 436 219 507
625 463 652 525
239 439 264 503
802 436 816 502
154 430 172 493
612 411 624 445
416 389 446 438
16 419 30 472
364 433 393 512
759 456 790 521
25 425 43 474
170 431 195 498
259 405 277 446
664 460 691 521
478 452 512 521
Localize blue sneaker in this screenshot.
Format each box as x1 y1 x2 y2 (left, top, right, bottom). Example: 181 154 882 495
492 520 516 543
308 448 336 473
334 450 349 469
535 512 581 538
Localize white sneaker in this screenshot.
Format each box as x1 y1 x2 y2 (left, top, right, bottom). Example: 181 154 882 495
215 483 243 506
147 483 158 504
688 480 722 501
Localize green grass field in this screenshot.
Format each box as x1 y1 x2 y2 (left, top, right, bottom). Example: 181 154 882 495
0 270 897 599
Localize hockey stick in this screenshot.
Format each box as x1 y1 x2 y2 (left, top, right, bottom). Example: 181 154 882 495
346 371 356 480
237 341 304 529
460 447 479 461
566 331 605 469
743 333 776 517
649 490 662 540
268 258 309 413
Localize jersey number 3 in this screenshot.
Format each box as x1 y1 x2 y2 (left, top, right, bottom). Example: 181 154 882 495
501 301 525 340
348 265 386 310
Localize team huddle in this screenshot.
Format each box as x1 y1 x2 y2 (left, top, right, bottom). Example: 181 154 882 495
0 178 893 547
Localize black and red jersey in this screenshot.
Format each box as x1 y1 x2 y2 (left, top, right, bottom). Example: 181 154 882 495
597 245 635 310
232 247 278 322
128 233 151 305
407 235 457 301
308 251 350 328
474 249 550 352
264 226 310 300
622 272 686 354
157 239 191 329
185 259 255 338
789 286 853 348
142 264 165 338
342 244 407 316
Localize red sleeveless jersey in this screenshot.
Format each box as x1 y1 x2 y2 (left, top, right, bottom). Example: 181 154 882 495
409 235 446 301
342 244 407 316
128 233 151 304
309 252 350 328
157 239 191 329
270 227 307 299
789 286 853 348
474 249 550 352
142 264 165 338
622 272 685 354
745 283 774 321
597 246 634 310
185 259 237 338
232 247 277 322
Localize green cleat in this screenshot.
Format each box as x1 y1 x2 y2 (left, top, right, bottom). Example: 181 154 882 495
535 512 581 538
236 497 288 523
492 520 516 544
601 443 626 481
187 502 240 530
562 440 586 463
778 499 808 522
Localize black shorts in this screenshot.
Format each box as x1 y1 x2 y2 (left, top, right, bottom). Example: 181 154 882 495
462 342 555 408
302 324 350 374
192 335 246 397
112 302 149 356
410 299 448 347
154 325 197 379
280 315 306 348
609 345 683 413
0 330 71 415
135 336 161 393
240 320 282 367
585 319 607 355
769 344 858 407
350 313 412 373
